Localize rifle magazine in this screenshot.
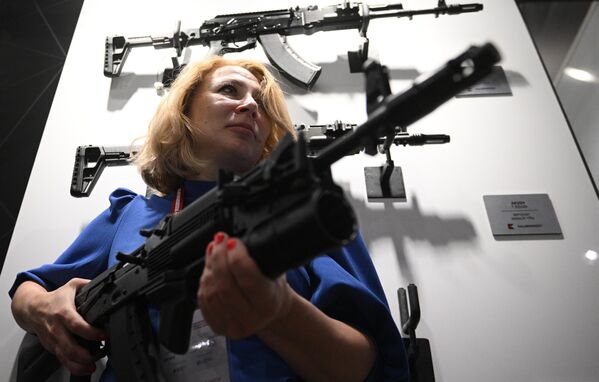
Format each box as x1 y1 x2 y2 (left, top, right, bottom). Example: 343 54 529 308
258 33 321 89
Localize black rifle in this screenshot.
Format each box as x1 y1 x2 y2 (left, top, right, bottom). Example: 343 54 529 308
70 125 448 198
17 43 500 382
104 0 483 88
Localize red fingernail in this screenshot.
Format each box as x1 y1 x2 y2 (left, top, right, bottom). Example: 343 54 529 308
214 232 225 243
207 242 214 256
226 238 236 250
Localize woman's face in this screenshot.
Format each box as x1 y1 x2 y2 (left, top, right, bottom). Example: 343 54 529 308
188 65 272 179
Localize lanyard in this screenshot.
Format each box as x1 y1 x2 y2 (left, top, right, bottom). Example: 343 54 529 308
160 187 232 381
170 187 185 214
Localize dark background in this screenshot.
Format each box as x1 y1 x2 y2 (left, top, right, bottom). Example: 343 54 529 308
0 0 593 271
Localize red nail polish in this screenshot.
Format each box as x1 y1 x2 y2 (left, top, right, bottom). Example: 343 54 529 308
226 238 236 250
214 232 225 243
207 242 214 256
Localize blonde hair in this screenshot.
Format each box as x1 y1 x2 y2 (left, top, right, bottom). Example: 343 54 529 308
134 57 295 194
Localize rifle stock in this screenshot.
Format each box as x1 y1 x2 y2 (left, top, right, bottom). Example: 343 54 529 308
104 36 131 78
70 145 140 198
17 43 500 382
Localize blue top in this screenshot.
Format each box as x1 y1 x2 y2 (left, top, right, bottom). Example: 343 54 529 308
9 180 408 381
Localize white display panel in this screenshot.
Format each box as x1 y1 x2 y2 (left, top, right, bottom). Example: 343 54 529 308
1 0 598 381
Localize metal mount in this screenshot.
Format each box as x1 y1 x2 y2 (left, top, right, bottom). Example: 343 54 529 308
398 284 436 382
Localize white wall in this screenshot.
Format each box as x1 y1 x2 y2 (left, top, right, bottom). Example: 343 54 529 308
2 0 598 381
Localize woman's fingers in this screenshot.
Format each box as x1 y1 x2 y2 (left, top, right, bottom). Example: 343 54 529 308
198 233 293 338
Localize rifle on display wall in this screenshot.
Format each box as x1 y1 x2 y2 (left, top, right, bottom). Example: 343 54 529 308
104 0 483 88
70 123 449 198
18 43 500 382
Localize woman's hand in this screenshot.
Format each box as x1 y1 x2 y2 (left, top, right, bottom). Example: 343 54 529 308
11 279 106 375
197 232 294 339
196 231 375 381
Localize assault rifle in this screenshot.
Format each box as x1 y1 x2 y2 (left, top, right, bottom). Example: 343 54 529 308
17 43 500 382
104 0 483 88
70 124 448 197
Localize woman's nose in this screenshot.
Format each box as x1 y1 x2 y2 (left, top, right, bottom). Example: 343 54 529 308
236 93 258 116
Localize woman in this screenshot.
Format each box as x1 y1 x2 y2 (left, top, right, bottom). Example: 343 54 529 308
10 57 408 381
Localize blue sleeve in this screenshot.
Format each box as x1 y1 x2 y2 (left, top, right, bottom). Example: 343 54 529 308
307 233 409 381
8 189 137 297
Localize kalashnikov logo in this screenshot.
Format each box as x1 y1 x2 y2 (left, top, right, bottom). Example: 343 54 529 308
507 223 542 229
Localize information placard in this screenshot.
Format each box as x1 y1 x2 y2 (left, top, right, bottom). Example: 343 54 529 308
483 194 562 236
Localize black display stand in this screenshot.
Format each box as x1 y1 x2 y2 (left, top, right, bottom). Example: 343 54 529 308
398 284 436 382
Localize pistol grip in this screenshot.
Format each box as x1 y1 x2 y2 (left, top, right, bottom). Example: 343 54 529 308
158 298 196 354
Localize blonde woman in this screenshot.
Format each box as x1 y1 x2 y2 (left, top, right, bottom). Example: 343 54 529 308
10 57 408 382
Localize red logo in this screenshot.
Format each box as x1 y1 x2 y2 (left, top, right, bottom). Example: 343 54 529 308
507 224 514 230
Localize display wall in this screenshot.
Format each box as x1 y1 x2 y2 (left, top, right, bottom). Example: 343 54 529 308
1 0 598 381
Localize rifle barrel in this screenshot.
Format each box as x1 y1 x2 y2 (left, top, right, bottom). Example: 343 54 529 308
368 3 483 20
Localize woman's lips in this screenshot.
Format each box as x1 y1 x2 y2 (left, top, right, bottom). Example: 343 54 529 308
226 122 256 138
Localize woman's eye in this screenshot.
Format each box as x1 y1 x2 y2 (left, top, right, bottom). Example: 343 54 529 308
219 84 236 95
